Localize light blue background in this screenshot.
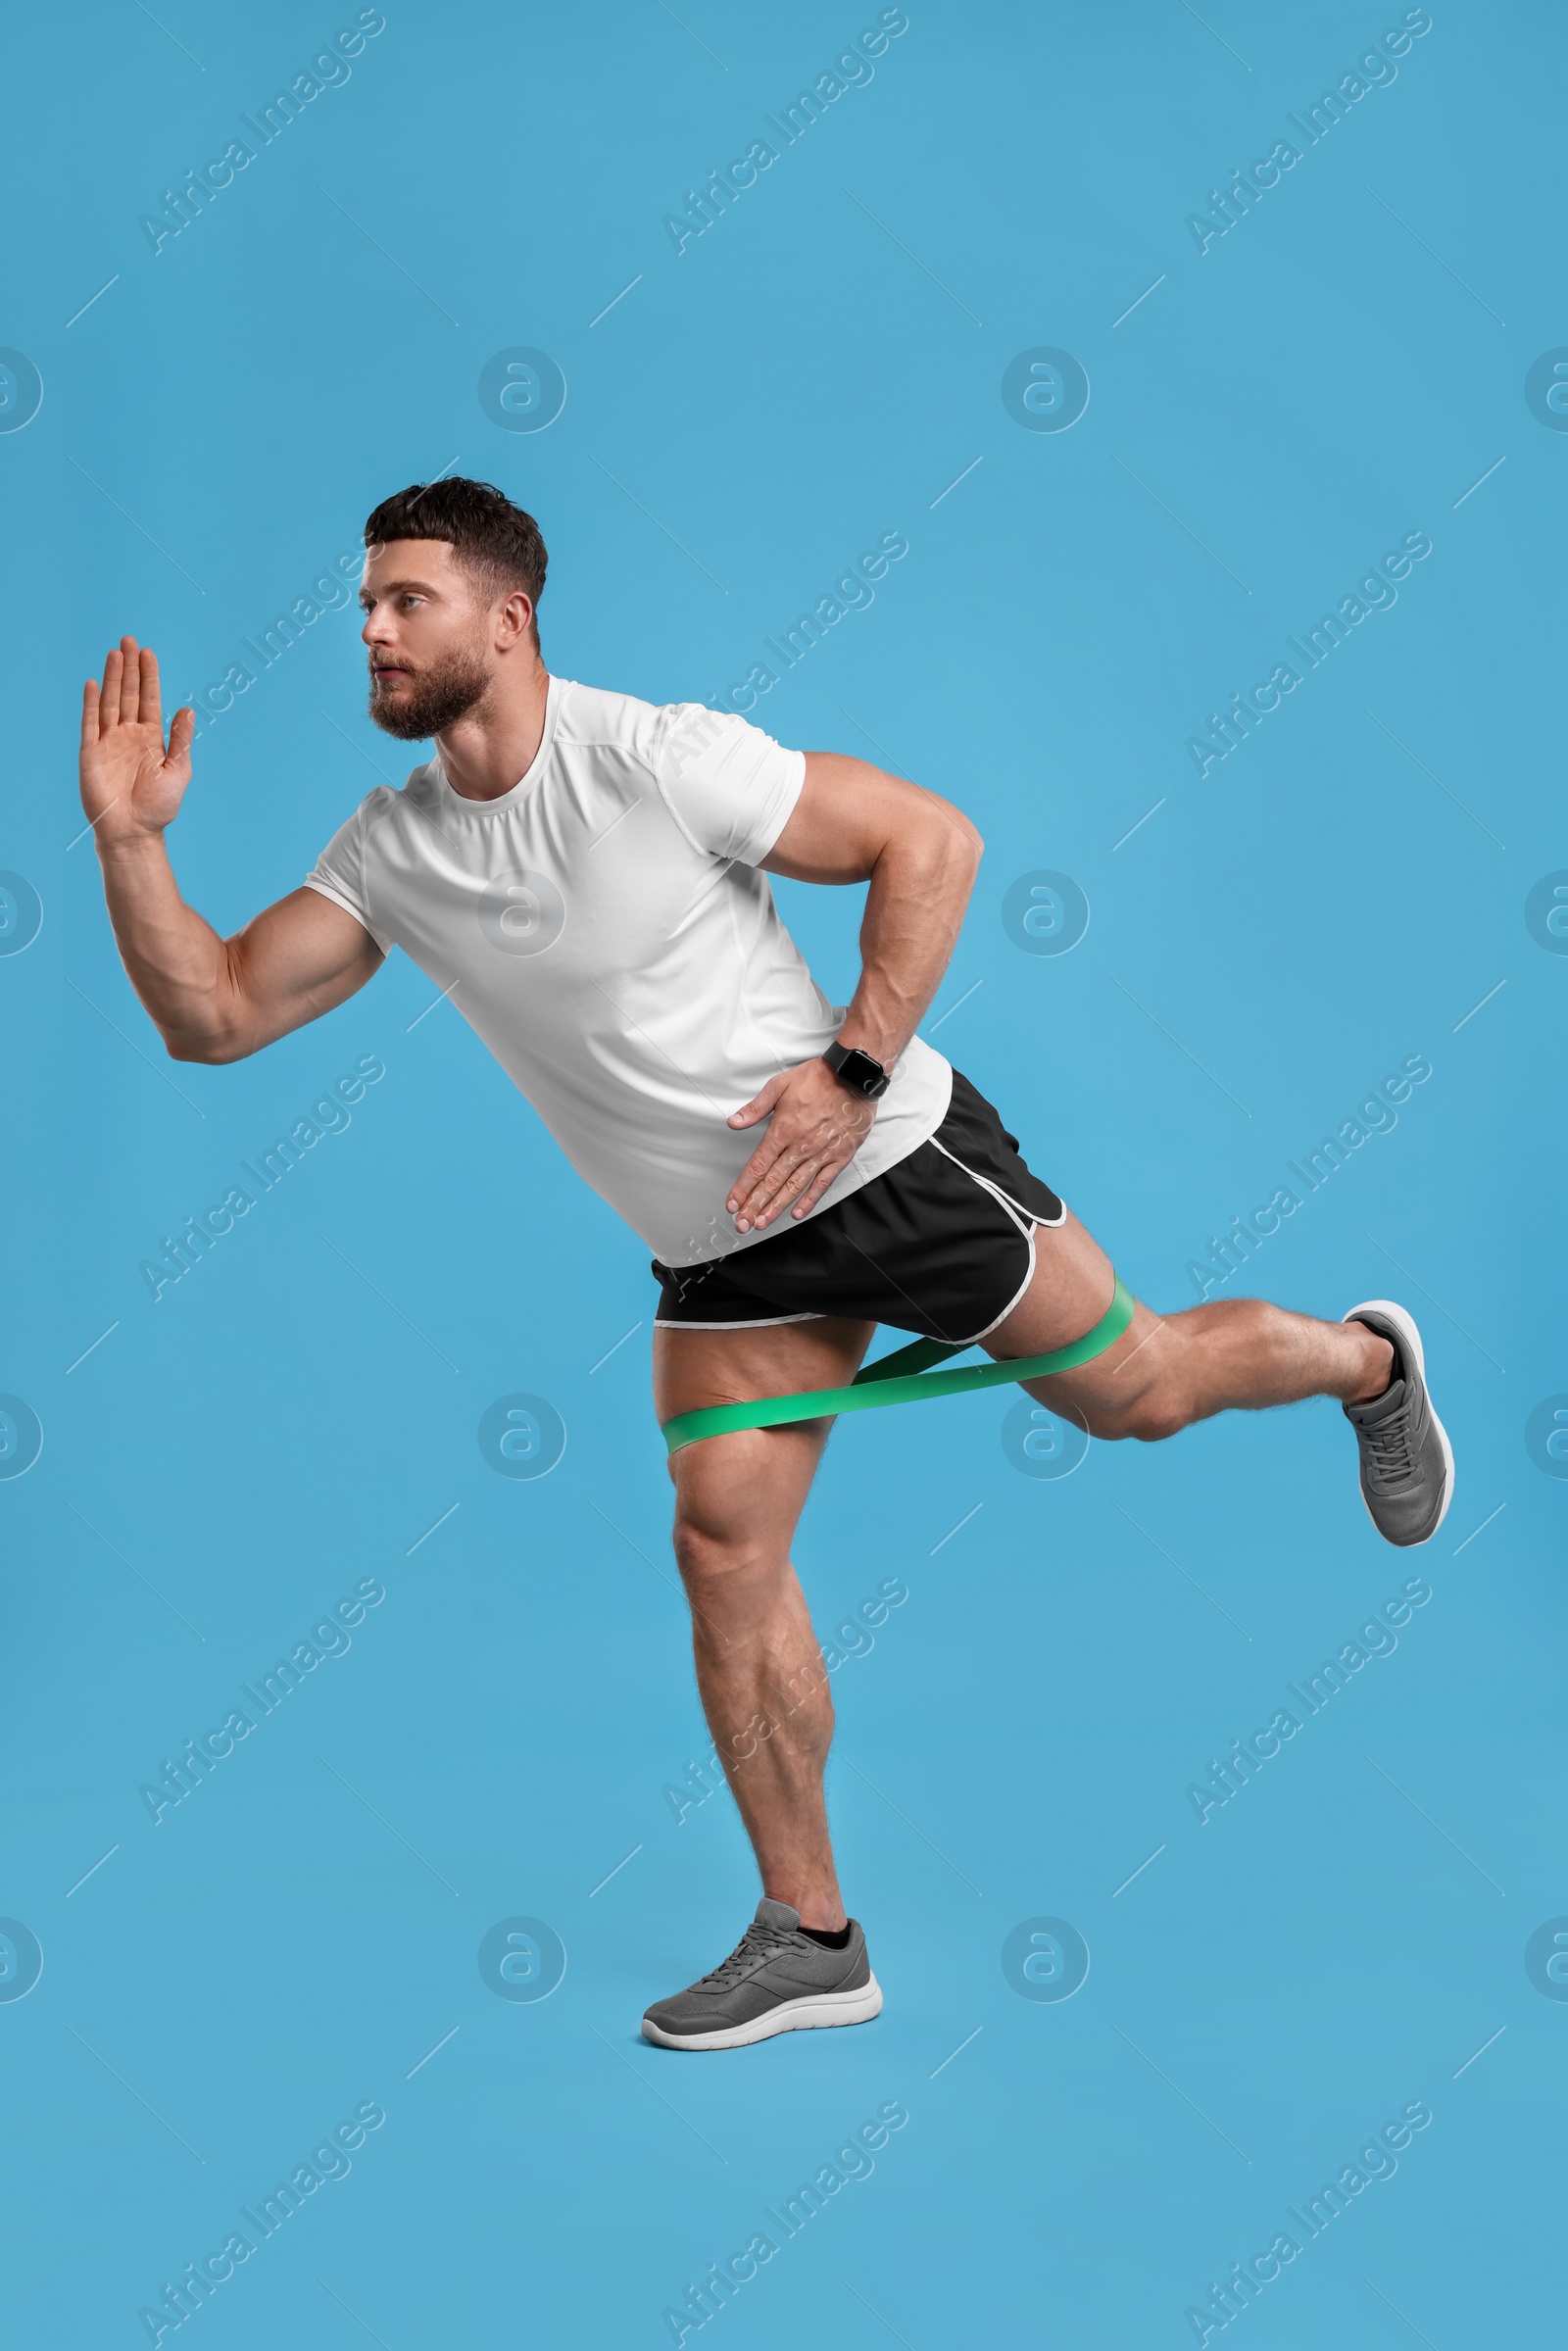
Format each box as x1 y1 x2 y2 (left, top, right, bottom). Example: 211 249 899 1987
3 3 1562 2343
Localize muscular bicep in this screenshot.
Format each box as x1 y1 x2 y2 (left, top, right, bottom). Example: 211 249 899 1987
760 752 979 884
221 886 384 1056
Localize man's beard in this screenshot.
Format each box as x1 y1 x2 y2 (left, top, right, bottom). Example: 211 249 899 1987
368 647 491 741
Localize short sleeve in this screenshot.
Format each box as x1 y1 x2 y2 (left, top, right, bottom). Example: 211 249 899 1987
304 797 395 954
654 704 807 865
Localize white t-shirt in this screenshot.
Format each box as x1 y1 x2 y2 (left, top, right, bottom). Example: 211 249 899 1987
305 675 953 1265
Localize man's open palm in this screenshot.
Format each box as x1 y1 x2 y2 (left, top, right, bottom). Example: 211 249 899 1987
79 638 196 850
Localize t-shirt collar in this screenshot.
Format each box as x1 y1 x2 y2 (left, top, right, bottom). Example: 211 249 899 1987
429 671 564 813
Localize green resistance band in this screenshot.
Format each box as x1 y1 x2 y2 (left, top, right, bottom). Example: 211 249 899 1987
662 1273 1136 1455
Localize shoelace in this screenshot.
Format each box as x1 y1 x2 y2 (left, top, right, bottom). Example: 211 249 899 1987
1361 1399 1416 1486
697 1921 796 1989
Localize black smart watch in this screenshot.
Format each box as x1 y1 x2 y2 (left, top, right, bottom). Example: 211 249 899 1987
822 1039 891 1100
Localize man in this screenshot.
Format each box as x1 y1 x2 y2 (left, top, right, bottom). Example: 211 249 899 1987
81 478 1453 2053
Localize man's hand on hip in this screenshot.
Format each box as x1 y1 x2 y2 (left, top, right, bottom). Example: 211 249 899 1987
726 1057 878 1234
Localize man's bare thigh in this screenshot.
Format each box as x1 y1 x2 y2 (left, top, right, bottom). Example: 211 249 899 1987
653 1313 875 1421
982 1206 1163 1422
654 1314 876 1536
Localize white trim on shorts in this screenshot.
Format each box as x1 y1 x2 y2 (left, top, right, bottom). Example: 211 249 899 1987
926 1138 1068 1346
964 1224 1039 1344
652 1309 827 1330
928 1137 1068 1233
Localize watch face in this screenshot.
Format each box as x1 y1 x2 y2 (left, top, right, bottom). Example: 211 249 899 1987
838 1048 888 1097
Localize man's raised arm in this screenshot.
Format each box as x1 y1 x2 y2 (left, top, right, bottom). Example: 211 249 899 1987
81 637 383 1064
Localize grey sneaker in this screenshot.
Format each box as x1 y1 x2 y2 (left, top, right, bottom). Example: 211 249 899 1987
641 1897 882 2051
1342 1299 1454 1546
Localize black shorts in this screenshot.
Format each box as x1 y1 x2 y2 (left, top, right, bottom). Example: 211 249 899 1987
651 1070 1065 1347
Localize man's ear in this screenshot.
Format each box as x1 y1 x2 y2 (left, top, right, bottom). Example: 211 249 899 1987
497 589 535 650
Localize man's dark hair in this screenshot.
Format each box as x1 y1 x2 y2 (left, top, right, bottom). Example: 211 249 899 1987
363 477 548 647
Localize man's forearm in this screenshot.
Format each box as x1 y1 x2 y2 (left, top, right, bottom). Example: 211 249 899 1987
96 837 240 1058
835 819 981 1068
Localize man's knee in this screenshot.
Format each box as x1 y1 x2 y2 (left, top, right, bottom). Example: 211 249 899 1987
1121 1394 1189 1444
671 1433 775 1583
672 1512 757 1589
1082 1381 1189 1445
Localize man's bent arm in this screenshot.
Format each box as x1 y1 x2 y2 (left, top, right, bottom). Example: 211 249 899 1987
762 751 983 1066
99 847 382 1062
725 752 982 1232
82 636 382 1063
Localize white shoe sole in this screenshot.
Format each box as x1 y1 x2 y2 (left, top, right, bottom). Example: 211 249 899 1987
641 1973 884 2051
1343 1298 1455 1544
